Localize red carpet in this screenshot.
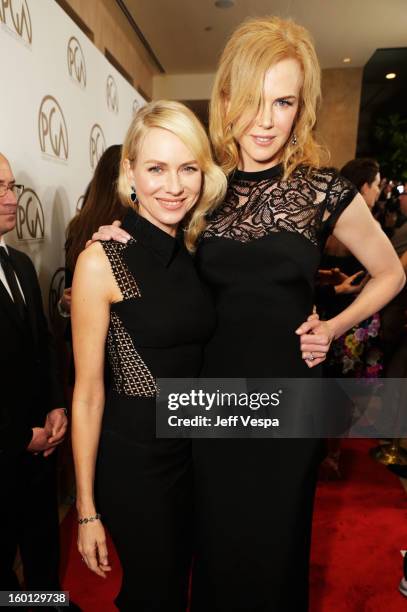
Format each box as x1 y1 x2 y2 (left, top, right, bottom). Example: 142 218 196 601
61 439 407 611
310 439 407 611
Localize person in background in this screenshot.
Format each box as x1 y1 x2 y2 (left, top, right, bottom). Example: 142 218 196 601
318 158 383 377
0 153 79 611
341 158 381 208
316 158 384 478
58 146 126 391
374 178 395 229
58 145 125 318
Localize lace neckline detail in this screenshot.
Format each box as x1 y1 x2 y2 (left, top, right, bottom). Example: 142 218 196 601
202 166 358 249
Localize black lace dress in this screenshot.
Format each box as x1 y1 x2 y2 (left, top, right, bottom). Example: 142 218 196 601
190 163 358 612
94 210 216 611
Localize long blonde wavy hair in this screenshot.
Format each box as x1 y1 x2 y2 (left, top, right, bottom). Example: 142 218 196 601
210 16 327 179
118 100 227 252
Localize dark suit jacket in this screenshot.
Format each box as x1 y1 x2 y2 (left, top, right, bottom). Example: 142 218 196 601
0 246 65 459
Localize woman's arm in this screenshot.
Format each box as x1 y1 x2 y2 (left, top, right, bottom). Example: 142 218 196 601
297 194 405 367
71 242 116 576
328 193 405 338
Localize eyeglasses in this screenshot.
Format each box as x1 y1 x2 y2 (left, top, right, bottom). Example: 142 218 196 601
0 184 24 198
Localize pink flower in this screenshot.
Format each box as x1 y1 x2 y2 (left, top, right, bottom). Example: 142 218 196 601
354 327 368 342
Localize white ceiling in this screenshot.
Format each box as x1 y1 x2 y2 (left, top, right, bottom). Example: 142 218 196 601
122 0 407 73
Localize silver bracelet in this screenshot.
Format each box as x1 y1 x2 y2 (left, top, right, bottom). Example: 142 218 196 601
78 512 101 525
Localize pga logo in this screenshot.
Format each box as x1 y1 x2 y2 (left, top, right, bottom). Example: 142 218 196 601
38 96 69 161
89 124 106 169
106 75 119 114
16 188 45 242
0 0 32 45
67 36 87 88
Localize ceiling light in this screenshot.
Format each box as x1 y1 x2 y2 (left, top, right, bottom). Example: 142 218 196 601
215 0 235 8
386 72 397 79
343 57 351 64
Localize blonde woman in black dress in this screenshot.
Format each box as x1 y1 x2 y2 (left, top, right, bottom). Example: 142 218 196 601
91 17 405 611
71 100 226 611
188 17 404 611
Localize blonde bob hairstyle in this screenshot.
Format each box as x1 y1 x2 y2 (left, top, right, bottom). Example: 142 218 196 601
117 99 227 252
210 16 327 179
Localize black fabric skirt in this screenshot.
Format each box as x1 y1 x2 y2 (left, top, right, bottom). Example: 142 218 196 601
190 437 323 612
95 393 193 612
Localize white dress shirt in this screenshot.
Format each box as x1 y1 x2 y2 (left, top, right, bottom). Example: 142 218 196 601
0 236 26 303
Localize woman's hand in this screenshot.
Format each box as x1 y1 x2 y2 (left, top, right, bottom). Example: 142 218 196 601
77 520 112 578
317 268 369 295
334 271 369 296
85 220 130 248
295 315 336 368
316 268 347 286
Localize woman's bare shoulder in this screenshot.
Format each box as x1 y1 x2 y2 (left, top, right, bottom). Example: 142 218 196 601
76 241 111 274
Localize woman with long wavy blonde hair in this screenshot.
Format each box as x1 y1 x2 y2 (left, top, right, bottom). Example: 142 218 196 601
188 16 404 611
90 16 404 611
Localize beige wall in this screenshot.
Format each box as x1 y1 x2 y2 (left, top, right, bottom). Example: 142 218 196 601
59 0 158 98
153 73 215 101
318 68 363 169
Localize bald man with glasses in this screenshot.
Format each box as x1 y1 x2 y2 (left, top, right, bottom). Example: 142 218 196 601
0 154 79 610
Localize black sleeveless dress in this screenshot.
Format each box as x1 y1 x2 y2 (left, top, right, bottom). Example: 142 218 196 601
190 164 358 612
94 209 215 611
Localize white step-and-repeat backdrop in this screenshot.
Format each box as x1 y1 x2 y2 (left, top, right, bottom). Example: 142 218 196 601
0 0 144 323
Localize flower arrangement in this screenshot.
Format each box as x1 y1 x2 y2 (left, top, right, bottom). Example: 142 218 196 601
327 313 383 378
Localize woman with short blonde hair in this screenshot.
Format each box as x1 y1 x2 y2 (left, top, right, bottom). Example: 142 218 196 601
117 99 226 251
71 100 225 610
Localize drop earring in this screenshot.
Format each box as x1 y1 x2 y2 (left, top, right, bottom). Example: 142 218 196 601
130 185 138 204
291 133 298 146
